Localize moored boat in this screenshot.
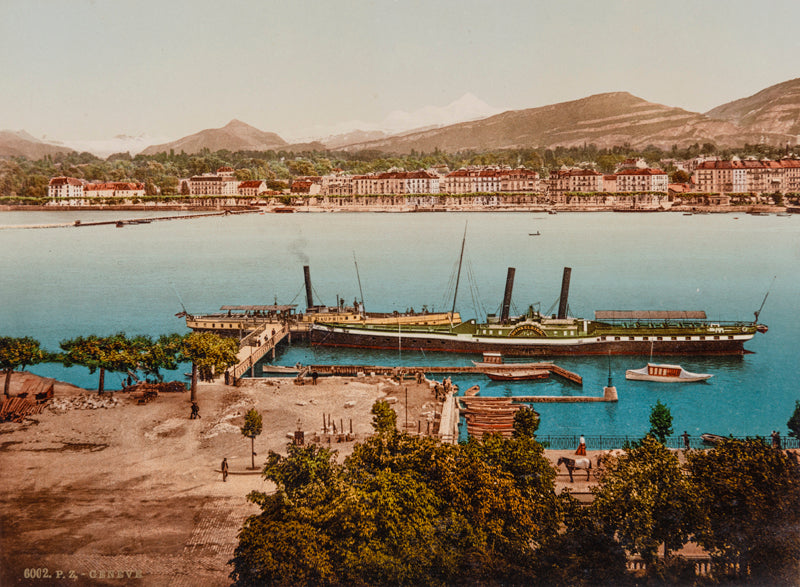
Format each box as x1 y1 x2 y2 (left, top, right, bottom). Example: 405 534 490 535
311 267 768 357
625 363 712 382
701 433 727 445
483 368 549 381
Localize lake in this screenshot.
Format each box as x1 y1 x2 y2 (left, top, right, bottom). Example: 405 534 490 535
1 209 798 439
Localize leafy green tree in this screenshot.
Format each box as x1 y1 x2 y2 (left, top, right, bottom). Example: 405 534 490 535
133 333 183 382
670 169 691 183
0 336 46 397
512 405 540 438
180 332 238 402
233 429 561 586
788 400 800 439
60 333 139 393
370 399 397 433
687 438 800 583
241 408 263 470
592 435 698 563
648 400 673 443
531 501 630 587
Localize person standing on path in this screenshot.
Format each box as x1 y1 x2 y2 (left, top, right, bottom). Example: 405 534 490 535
221 457 229 482
575 435 587 456
682 430 690 450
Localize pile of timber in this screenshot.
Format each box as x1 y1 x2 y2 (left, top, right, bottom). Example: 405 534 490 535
460 397 524 439
0 395 49 422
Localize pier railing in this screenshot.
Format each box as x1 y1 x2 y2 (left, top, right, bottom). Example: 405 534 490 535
231 325 289 379
534 434 799 451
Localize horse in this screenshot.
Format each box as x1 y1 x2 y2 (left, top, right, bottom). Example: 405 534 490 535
557 456 592 482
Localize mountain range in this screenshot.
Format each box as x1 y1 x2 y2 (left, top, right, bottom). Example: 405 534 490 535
2 79 799 159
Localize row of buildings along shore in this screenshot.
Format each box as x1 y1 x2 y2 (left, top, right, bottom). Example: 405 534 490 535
47 157 800 204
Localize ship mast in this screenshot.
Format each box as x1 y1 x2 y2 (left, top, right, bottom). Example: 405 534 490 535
353 251 365 317
450 223 467 326
753 276 776 323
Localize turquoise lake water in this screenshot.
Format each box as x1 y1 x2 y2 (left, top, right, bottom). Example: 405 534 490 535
1 210 798 439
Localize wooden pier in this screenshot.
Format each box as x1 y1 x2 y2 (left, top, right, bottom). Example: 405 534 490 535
303 362 583 385
230 323 292 379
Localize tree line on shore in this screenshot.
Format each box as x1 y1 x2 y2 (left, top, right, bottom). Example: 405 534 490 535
0 332 238 401
1 141 795 200
231 401 800 586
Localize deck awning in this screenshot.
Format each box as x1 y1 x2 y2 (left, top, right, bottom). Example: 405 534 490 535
220 305 297 312
594 310 707 320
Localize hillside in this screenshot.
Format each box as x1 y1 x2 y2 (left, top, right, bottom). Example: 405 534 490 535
0 130 73 159
338 93 768 154
706 78 800 139
141 119 288 155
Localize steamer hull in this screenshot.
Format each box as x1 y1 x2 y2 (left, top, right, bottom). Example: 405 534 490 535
310 323 756 357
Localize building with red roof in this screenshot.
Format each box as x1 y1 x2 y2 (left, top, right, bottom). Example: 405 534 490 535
237 180 268 197
615 168 669 193
84 182 146 198
48 176 84 199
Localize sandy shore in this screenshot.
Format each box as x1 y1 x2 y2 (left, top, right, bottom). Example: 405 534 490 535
0 374 457 586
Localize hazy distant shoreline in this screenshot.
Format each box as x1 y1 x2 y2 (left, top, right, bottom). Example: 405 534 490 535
0 203 791 215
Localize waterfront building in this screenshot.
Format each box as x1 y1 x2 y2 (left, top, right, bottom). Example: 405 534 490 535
499 168 539 193
694 158 786 194
237 180 268 197
548 168 604 194
404 170 440 194
84 182 146 198
188 168 239 196
614 168 669 193
48 176 84 199
321 172 353 196
781 158 800 193
290 176 322 195
440 166 538 194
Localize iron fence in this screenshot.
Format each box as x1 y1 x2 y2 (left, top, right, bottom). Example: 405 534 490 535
535 434 799 451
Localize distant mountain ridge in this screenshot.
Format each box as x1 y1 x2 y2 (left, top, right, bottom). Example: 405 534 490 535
139 119 288 155
705 78 800 139
0 130 73 159
3 79 800 159
336 92 777 154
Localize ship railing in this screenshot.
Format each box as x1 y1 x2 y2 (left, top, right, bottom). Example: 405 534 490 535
535 434 799 451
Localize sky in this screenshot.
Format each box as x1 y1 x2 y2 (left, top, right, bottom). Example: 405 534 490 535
2 0 799 143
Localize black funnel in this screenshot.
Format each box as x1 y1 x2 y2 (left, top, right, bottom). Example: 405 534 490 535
500 267 515 323
557 267 571 319
303 265 314 309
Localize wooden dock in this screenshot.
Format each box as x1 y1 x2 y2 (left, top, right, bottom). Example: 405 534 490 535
304 362 582 384
230 323 291 379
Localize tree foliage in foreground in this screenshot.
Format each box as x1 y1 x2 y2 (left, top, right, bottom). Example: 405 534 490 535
0 336 46 397
180 331 238 401
591 435 699 563
230 409 560 586
59 333 140 393
648 399 674 444
686 437 800 584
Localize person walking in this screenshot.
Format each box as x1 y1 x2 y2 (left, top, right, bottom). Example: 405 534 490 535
575 434 587 456
221 457 229 482
190 401 200 419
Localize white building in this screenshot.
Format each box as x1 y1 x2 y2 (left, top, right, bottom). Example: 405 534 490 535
48 177 84 199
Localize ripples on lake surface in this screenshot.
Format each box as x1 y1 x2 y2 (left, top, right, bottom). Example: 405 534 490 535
2 211 797 437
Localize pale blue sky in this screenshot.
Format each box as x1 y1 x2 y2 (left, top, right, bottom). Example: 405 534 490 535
2 0 798 141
